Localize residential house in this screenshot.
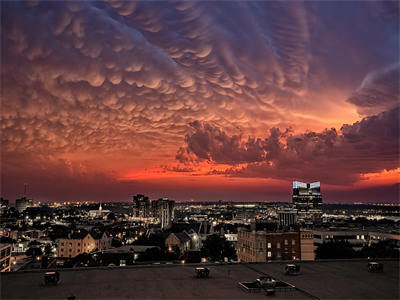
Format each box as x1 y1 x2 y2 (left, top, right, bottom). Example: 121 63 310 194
165 232 191 254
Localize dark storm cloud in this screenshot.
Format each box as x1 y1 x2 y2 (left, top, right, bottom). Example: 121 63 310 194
2 0 397 156
178 107 399 185
347 64 399 116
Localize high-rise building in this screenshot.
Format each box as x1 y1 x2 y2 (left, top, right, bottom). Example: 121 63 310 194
292 181 322 212
152 198 174 229
0 198 9 208
132 194 150 218
278 208 298 228
15 197 33 213
0 198 9 215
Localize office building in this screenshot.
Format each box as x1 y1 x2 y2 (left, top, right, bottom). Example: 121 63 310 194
278 208 298 227
15 197 33 212
132 194 150 218
0 243 12 272
152 198 174 229
292 181 322 212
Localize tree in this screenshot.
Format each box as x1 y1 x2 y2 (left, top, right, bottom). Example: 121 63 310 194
0 236 14 244
359 240 399 259
201 234 236 262
111 238 123 248
74 253 96 267
107 212 116 221
140 247 162 261
316 240 357 259
44 244 53 256
26 247 43 258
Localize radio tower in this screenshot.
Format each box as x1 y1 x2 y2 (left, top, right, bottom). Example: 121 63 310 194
24 183 29 197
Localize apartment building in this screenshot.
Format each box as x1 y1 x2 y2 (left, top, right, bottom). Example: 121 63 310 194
57 230 111 258
237 228 314 262
0 243 12 272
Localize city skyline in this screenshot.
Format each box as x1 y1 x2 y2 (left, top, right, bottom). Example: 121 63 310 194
1 1 399 203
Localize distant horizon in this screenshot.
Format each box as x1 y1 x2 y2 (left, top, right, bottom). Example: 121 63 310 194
4 187 399 207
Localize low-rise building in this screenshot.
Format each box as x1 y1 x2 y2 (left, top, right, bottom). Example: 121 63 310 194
12 240 30 254
0 243 12 272
313 230 368 251
57 230 111 258
165 232 191 254
91 231 112 251
237 228 314 262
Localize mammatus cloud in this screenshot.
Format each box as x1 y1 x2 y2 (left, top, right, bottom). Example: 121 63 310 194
177 107 399 185
1 0 398 202
347 64 399 116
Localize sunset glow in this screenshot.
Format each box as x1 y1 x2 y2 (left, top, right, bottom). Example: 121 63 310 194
1 0 399 203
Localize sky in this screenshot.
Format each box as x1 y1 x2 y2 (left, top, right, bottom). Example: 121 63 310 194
1 0 399 204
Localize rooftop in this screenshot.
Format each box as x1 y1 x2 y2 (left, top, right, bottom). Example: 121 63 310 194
1 260 398 299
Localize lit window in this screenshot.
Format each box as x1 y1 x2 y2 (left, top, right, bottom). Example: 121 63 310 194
277 242 280 249
267 251 272 258
284 239 288 245
267 243 271 249
292 240 295 245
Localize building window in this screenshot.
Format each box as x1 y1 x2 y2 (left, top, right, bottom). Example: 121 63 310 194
69 249 72 252
267 251 272 258
267 243 271 249
277 242 280 249
77 249 80 252
292 240 295 245
284 239 288 245
78 243 80 246
61 242 64 246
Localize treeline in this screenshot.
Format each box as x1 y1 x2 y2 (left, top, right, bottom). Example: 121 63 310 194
316 240 399 259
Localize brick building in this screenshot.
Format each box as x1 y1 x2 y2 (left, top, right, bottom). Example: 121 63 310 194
237 228 314 262
57 230 111 258
0 243 12 272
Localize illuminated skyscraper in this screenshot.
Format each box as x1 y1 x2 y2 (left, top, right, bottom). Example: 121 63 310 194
132 194 150 218
152 198 174 229
292 181 322 212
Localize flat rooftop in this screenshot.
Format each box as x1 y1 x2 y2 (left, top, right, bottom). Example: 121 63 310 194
1 260 398 299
